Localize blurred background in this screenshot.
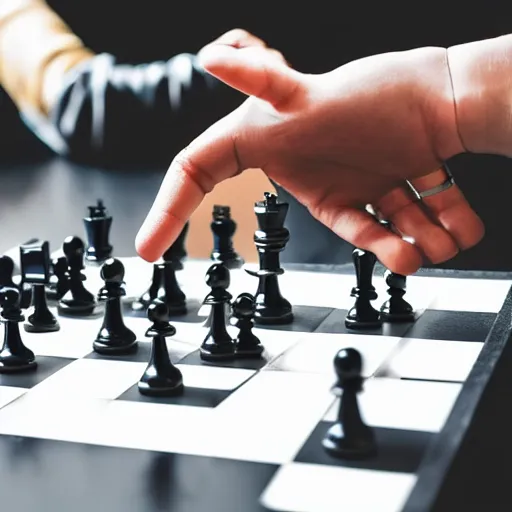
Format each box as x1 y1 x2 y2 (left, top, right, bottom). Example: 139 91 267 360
2 1 512 269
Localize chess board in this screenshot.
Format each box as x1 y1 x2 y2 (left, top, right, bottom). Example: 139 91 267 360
0 256 512 512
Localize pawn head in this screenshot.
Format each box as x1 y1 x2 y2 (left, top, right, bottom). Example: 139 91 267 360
62 236 85 257
100 258 125 282
0 286 20 308
0 255 14 278
147 300 169 324
232 292 254 318
334 348 362 380
205 263 230 289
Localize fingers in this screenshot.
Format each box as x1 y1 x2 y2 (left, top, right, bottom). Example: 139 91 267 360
313 205 424 275
409 168 485 249
375 166 484 265
198 36 303 110
135 113 241 262
206 28 269 50
376 187 459 264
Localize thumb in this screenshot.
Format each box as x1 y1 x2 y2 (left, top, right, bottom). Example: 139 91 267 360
198 43 304 110
135 112 241 262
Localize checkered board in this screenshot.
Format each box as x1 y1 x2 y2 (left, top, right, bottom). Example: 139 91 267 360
0 257 511 512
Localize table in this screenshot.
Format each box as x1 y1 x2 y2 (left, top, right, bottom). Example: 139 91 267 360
0 156 165 257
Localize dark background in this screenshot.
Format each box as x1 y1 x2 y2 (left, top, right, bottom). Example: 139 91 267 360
1 3 512 269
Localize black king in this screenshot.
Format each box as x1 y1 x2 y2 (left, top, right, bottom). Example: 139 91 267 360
245 192 293 325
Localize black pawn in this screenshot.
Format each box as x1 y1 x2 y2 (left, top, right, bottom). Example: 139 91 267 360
138 301 184 396
46 256 69 300
0 255 32 308
380 270 415 322
0 255 16 288
131 225 188 315
93 258 138 355
83 199 113 262
200 263 236 361
345 248 382 329
58 236 96 316
0 287 37 373
210 205 244 269
232 293 264 358
322 348 376 459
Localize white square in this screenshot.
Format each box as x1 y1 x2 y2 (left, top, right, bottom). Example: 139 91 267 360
29 358 146 400
324 377 463 433
413 276 512 313
265 333 402 377
0 386 27 410
260 462 416 512
377 339 483 383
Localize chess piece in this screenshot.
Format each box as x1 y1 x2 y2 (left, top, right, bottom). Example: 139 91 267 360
93 258 138 355
245 192 293 325
200 263 236 361
0 254 32 309
83 199 113 262
131 225 188 315
46 256 69 301
138 300 184 396
167 221 189 271
345 248 382 329
232 292 264 358
0 255 16 289
380 269 415 322
0 287 37 373
210 205 244 269
322 348 376 459
58 236 96 316
19 240 59 333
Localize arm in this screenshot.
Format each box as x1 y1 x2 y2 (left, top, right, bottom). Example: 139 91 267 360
448 34 512 157
0 0 243 166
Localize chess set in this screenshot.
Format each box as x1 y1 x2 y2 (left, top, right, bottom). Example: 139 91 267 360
0 192 512 511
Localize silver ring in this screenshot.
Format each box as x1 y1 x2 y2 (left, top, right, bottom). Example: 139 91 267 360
407 164 455 200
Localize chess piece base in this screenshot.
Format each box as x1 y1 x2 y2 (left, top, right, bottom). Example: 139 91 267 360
345 304 382 330
199 341 236 362
0 355 37 374
322 422 377 459
58 301 96 317
253 310 293 325
24 319 60 333
93 329 138 355
138 379 184 397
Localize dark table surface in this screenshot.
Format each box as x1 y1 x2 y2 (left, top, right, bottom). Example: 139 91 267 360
0 156 166 257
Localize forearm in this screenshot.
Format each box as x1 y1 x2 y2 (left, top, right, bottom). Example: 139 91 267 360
447 34 512 157
0 0 93 115
44 53 244 166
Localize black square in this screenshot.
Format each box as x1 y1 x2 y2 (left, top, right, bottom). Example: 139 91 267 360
315 308 417 338
178 349 269 371
255 305 333 333
296 420 433 474
0 355 74 388
123 298 206 324
403 310 497 342
118 382 233 408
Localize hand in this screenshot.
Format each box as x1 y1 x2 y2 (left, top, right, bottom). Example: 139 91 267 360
136 38 484 275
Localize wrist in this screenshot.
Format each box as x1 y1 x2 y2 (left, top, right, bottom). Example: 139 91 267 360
447 35 512 156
